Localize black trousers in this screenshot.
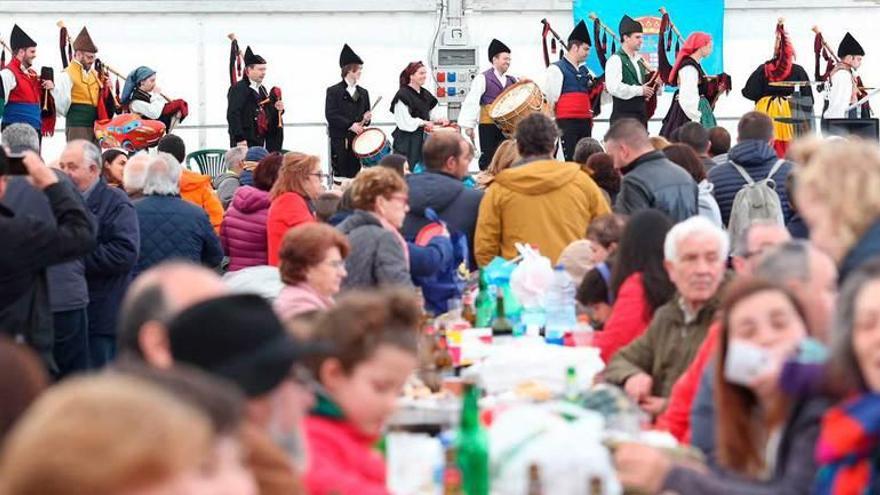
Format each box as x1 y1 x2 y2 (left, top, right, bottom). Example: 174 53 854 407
477 123 506 171
330 136 361 178
53 308 90 378
609 110 648 128
556 118 592 162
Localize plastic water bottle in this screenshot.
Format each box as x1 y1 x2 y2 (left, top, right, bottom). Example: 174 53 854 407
544 265 577 345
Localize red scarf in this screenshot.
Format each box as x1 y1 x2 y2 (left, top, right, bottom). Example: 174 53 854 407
668 32 711 85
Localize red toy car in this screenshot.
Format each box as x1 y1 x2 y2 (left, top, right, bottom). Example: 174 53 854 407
94 113 166 152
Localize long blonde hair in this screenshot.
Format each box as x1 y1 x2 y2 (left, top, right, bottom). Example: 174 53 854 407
478 139 520 188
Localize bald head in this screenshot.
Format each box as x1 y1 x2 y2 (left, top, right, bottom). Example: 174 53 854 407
118 262 228 367
123 153 150 196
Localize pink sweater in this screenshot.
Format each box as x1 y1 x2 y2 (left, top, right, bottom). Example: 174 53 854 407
273 283 333 321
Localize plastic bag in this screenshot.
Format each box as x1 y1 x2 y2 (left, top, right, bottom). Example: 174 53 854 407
509 244 554 308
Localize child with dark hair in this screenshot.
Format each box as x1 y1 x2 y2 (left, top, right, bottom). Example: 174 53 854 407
576 260 614 329
302 289 422 495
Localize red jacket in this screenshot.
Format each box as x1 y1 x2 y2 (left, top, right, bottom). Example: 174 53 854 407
266 192 315 266
654 321 721 442
303 415 389 495
594 272 652 363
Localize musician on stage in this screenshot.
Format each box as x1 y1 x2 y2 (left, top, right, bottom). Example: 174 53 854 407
606 15 655 127
227 46 284 151
742 21 813 157
543 20 596 161
325 44 371 179
659 32 716 139
0 25 52 137
459 38 516 170
824 32 865 119
390 61 448 167
120 66 188 130
50 28 100 142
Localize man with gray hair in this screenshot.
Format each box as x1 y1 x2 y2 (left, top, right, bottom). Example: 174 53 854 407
123 152 149 199
59 139 140 367
731 219 792 276
605 216 728 416
213 146 247 209
133 152 223 277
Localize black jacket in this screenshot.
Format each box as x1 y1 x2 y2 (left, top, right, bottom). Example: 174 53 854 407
614 150 698 222
226 79 283 150
325 81 371 139
0 181 96 373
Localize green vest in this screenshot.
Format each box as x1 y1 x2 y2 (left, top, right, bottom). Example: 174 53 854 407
617 48 648 86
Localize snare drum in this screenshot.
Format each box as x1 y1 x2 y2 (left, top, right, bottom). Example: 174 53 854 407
489 81 550 137
352 127 391 167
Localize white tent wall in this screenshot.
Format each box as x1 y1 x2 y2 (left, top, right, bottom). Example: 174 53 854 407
1 0 877 168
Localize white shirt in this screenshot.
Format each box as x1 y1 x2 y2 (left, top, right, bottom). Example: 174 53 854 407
677 65 702 122
543 57 587 110
459 69 510 129
0 68 16 102
49 61 97 116
393 87 443 132
344 77 357 98
248 78 263 94
130 91 167 120
824 68 855 119
605 51 644 100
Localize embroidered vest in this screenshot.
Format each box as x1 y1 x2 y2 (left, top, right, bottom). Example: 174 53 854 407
479 69 516 124
66 62 100 107
611 49 649 120
553 59 593 119
3 58 41 130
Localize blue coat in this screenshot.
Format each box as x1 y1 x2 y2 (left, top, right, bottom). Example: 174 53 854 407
707 140 794 226
402 171 483 267
840 219 880 284
134 195 224 276
85 179 140 337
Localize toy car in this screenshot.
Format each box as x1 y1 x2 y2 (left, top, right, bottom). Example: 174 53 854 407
94 113 166 152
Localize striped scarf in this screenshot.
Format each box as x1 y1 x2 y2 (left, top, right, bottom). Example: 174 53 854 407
815 393 880 494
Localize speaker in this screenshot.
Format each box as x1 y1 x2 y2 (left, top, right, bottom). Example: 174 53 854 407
821 118 879 140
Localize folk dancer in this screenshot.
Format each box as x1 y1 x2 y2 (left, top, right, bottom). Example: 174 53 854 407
824 32 865 119
606 15 656 127
325 44 371 179
0 25 53 139
659 33 716 139
227 46 284 151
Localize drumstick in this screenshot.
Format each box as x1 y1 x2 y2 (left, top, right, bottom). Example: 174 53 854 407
370 96 383 112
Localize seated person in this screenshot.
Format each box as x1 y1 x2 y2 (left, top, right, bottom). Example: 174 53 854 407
302 288 421 495
576 260 614 330
604 216 727 416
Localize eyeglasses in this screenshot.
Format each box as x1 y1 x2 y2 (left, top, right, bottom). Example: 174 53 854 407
322 259 346 270
389 193 408 205
310 172 330 179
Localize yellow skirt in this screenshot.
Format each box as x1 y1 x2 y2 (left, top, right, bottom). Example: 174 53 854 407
756 96 794 142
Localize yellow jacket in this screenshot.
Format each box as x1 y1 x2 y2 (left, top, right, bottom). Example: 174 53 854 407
179 170 224 234
474 159 611 266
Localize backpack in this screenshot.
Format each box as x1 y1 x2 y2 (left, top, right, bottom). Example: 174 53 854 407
727 159 786 251
412 208 470 315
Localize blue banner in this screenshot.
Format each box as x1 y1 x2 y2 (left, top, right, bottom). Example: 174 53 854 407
572 0 725 78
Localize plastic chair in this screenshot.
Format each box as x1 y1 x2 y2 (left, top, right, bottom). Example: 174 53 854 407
185 149 227 178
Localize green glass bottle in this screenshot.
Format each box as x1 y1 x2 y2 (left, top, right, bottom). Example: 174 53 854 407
474 271 495 328
490 287 514 336
457 383 489 495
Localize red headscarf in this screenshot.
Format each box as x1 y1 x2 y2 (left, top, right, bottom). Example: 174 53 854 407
667 32 712 85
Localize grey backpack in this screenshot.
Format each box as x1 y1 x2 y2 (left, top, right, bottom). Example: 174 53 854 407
727 159 786 250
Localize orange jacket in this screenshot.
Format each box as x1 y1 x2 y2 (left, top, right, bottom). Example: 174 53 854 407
179 170 224 234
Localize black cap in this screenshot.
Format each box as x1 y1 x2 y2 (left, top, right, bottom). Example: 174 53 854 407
568 20 591 46
619 15 643 37
339 44 363 67
488 38 511 62
244 46 266 66
10 25 37 51
167 294 325 398
838 32 865 58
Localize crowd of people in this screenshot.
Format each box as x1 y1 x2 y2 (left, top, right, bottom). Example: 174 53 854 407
4 67 880 492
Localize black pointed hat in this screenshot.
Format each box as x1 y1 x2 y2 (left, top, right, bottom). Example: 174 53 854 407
619 15 643 37
339 44 363 67
568 20 591 46
837 32 865 58
244 46 266 66
488 38 511 62
10 24 36 51
73 27 98 53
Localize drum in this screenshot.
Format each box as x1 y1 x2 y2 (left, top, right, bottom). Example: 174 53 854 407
352 127 391 167
425 123 461 135
489 81 550 137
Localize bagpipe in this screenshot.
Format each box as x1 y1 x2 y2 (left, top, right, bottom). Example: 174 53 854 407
813 25 872 118
58 20 189 131
0 35 56 136
658 7 731 109
228 33 283 141
588 12 662 119
539 18 605 117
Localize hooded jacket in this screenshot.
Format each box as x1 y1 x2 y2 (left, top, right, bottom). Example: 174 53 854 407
474 159 611 266
221 186 271 271
179 170 224 234
336 210 412 290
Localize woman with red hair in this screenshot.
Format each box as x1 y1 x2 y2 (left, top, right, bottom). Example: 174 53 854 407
659 33 716 139
389 61 449 168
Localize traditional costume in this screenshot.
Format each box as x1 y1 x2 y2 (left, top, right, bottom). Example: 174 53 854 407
824 33 865 119
120 66 189 131
390 67 441 168
51 28 101 142
226 46 283 151
659 33 716 139
742 22 814 157
325 44 371 178
458 38 516 170
544 20 597 161
0 25 46 136
606 16 649 126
